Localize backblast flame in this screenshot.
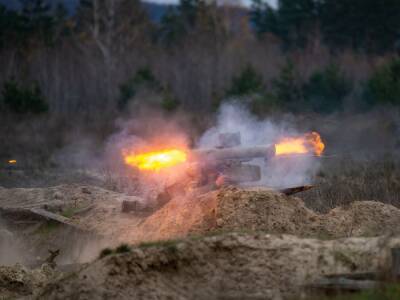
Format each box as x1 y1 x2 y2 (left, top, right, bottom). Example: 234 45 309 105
124 149 187 171
275 132 325 156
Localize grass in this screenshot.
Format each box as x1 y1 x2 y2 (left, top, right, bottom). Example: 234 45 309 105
36 221 60 236
98 244 132 259
60 207 78 218
115 244 131 254
139 239 182 249
301 156 400 213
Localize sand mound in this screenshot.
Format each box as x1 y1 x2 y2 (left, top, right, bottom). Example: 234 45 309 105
38 233 400 300
128 186 400 242
2 184 400 246
0 184 146 264
212 187 400 238
3 185 400 299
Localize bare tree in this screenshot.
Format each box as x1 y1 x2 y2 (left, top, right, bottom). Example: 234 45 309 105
74 0 151 110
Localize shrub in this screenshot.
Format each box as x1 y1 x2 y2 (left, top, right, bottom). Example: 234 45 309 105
271 61 304 111
226 65 265 97
161 90 180 111
303 64 352 113
365 59 400 106
249 92 280 115
118 67 161 109
1 80 48 114
115 244 131 254
119 81 137 109
99 248 113 259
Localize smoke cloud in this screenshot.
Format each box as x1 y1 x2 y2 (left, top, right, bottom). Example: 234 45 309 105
199 102 321 188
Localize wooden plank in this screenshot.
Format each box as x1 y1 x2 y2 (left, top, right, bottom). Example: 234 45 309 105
324 272 378 280
29 208 77 226
391 248 400 278
308 277 378 292
0 207 82 231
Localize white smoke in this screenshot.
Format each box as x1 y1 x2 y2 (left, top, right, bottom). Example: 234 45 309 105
198 102 321 188
0 220 24 265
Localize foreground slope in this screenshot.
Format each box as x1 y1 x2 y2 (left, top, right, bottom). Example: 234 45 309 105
39 233 400 300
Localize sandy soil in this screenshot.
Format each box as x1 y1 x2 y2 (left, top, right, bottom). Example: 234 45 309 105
2 184 400 299
128 186 400 242
2 184 400 247
38 233 400 300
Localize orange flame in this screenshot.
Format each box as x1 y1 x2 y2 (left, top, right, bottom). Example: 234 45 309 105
124 149 187 171
275 132 325 156
8 160 17 164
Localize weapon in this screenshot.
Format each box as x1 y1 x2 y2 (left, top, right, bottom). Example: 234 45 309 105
189 133 275 185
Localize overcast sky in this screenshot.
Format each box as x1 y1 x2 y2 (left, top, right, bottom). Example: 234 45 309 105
142 0 277 7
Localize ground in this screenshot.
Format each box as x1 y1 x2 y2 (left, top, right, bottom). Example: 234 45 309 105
1 182 400 299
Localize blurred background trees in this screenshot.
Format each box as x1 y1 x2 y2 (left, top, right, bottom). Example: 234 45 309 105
1 0 400 120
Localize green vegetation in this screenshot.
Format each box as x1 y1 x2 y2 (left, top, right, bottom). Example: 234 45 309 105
118 67 161 109
1 0 400 117
271 61 304 111
226 65 265 97
158 0 218 45
2 0 400 167
252 0 400 53
0 0 65 49
225 65 282 114
115 244 131 254
304 65 352 113
60 206 80 218
118 68 180 111
365 59 400 106
139 238 182 249
36 221 60 236
1 80 48 114
161 91 180 111
98 244 132 259
99 248 113 259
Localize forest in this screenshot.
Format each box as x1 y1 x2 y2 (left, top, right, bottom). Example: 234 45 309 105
1 0 400 163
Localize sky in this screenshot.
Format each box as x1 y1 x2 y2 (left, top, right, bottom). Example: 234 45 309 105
142 0 277 7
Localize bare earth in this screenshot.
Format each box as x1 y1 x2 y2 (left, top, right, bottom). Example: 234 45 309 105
38 233 400 300
2 184 400 299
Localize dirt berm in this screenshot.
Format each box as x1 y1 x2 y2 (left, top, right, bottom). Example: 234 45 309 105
129 186 400 242
3 185 400 299
38 233 400 300
2 184 400 244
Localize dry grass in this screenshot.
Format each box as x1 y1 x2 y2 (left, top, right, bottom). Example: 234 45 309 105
301 155 400 212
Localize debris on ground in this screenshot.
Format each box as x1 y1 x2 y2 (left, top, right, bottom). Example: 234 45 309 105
0 263 59 299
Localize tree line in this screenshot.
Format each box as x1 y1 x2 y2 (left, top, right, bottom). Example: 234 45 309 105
1 0 400 119
252 0 400 53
